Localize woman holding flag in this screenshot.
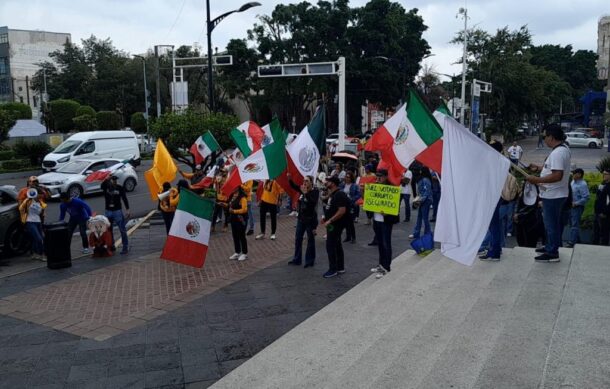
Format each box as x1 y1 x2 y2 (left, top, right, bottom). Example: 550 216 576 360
228 186 249 261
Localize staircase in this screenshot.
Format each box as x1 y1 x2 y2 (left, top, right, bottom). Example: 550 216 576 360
211 244 610 389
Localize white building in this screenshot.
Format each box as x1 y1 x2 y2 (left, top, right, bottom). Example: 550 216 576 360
0 27 71 118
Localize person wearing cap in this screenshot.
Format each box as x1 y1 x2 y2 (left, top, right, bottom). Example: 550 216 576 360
59 192 92 254
19 188 47 261
594 169 610 245
566 168 589 248
101 175 131 254
369 169 399 278
320 175 350 278
526 124 571 262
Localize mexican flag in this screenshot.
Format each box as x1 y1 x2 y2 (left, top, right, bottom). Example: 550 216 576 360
85 159 131 183
190 131 221 165
160 189 214 268
191 165 217 190
222 119 286 196
286 106 326 185
230 121 271 158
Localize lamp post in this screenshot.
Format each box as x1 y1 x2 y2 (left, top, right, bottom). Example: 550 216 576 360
458 7 468 125
133 55 150 144
206 1 260 112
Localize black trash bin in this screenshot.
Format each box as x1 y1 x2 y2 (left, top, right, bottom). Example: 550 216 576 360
44 221 72 269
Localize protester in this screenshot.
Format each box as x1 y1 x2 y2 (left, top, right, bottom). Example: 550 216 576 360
566 168 589 248
256 179 282 240
499 170 519 242
330 162 346 182
159 182 179 234
358 164 376 225
369 169 399 278
400 168 413 222
287 174 319 268
228 186 249 261
241 180 255 235
101 175 131 255
507 141 523 165
537 133 545 149
526 124 571 262
430 170 441 222
59 192 92 253
18 176 51 204
212 169 229 233
19 188 46 261
594 169 610 245
409 168 433 240
321 176 349 278
342 172 361 243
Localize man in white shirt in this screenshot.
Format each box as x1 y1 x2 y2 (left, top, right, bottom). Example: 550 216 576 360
400 169 413 222
526 124 571 262
507 141 523 165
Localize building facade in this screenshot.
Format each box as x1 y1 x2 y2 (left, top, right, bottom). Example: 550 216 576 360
0 27 71 118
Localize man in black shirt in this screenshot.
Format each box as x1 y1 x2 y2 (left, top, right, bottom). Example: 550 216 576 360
101 175 131 254
287 174 320 268
321 176 349 278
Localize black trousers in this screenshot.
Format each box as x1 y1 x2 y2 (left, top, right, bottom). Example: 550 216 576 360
344 207 356 241
161 211 174 234
326 224 345 273
212 204 229 228
68 218 88 249
230 219 248 254
259 201 277 234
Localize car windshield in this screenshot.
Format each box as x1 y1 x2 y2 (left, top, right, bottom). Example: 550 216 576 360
54 140 82 154
57 161 90 174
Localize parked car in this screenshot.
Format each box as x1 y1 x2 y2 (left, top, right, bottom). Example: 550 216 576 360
0 185 30 255
574 127 603 139
42 130 141 171
37 159 138 199
565 132 604 149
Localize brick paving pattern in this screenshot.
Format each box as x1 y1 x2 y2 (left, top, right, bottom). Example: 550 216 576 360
0 216 296 341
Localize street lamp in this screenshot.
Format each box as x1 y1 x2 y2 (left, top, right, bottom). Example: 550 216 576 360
133 55 150 144
206 1 260 112
457 7 469 125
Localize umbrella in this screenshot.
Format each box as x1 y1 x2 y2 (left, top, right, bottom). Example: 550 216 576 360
331 152 358 161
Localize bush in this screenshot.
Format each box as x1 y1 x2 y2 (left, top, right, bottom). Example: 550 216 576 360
76 105 96 117
0 110 16 144
13 141 53 166
73 114 98 132
0 159 31 170
0 102 32 120
130 112 147 133
596 156 610 174
49 99 80 133
96 111 122 130
0 150 16 161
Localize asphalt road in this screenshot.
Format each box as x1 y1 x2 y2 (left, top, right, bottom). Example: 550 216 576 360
517 135 609 172
0 160 190 222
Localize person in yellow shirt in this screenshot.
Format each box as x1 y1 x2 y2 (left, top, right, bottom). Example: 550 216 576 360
228 186 249 261
159 182 180 234
255 179 281 240
212 169 229 232
241 180 255 235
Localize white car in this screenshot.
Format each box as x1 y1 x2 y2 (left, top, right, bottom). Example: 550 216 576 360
565 132 604 149
37 159 138 199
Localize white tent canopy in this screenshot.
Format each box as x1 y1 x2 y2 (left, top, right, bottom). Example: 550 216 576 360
8 119 46 138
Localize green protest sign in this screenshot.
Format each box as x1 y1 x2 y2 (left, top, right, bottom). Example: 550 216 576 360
362 183 401 215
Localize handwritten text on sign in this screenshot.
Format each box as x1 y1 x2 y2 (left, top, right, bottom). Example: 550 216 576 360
363 183 400 215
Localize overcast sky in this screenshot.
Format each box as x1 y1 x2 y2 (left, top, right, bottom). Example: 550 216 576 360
1 0 608 80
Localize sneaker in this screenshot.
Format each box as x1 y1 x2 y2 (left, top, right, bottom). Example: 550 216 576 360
535 253 559 262
535 247 546 253
287 260 301 265
246 229 254 236
507 232 512 237
367 241 378 246
337 269 345 274
39 255 47 262
270 234 276 240
375 271 386 279
403 219 410 223
371 265 381 273
289 211 298 217
408 234 416 239
479 255 501 262
120 247 129 255
229 253 240 260
255 234 265 240
238 254 248 261
82 248 91 254
323 270 338 278
564 242 574 248
364 220 371 225
354 218 359 223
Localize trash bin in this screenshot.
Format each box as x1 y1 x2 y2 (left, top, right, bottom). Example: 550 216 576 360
44 221 72 269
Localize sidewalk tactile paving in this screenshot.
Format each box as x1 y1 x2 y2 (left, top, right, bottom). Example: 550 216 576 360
0 216 298 340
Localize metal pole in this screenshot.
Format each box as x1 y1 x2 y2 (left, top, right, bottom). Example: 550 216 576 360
206 0 214 112
43 68 48 102
141 59 150 139
155 46 161 118
338 56 346 151
171 49 176 112
459 8 468 125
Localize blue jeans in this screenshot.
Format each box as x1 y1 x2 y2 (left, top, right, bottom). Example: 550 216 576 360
432 192 441 220
413 199 432 238
400 194 411 221
105 209 128 249
487 202 502 258
25 222 44 255
293 219 316 265
568 206 585 244
247 201 254 230
373 221 393 271
499 201 515 237
542 197 567 255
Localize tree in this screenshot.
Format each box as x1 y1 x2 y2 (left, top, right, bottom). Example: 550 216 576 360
48 99 80 133
0 102 33 119
130 112 147 133
96 111 122 130
415 64 448 111
0 110 16 144
73 115 97 131
76 105 96 117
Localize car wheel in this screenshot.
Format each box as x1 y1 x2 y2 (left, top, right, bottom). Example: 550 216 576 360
4 223 31 256
588 142 598 149
123 177 137 192
68 184 84 198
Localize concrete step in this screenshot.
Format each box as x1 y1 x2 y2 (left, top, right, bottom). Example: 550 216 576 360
334 248 520 389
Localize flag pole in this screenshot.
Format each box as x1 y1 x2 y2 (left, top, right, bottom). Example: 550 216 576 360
509 162 530 178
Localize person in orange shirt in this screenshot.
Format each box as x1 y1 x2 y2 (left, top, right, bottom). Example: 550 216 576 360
255 179 281 240
241 180 255 235
18 176 51 204
228 186 249 261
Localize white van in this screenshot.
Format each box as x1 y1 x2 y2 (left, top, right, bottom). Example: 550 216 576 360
42 131 141 171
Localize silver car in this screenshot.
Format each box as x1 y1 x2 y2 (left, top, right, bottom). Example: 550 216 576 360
565 132 604 149
37 159 138 198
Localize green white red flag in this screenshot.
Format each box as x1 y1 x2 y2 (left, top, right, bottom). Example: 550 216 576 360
286 106 326 185
230 121 273 158
190 131 221 165
161 189 214 268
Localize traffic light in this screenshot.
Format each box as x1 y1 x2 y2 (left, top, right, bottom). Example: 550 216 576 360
213 55 233 66
258 65 283 77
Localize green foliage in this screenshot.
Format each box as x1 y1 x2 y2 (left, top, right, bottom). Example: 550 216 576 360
150 110 239 165
72 114 98 131
581 171 603 230
49 99 80 133
0 150 16 161
596 156 610 174
76 105 96 117
96 111 122 130
13 141 53 166
0 102 33 119
0 110 16 144
0 159 31 171
130 112 147 133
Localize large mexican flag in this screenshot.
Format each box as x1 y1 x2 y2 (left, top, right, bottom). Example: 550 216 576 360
286 105 326 184
160 189 214 268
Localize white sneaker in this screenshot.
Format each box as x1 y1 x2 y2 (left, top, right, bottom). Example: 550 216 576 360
289 211 298 216
354 217 359 223
371 266 381 273
255 234 265 240
238 253 248 261
82 248 91 254
39 255 47 262
375 271 386 279
270 234 276 240
229 253 240 260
